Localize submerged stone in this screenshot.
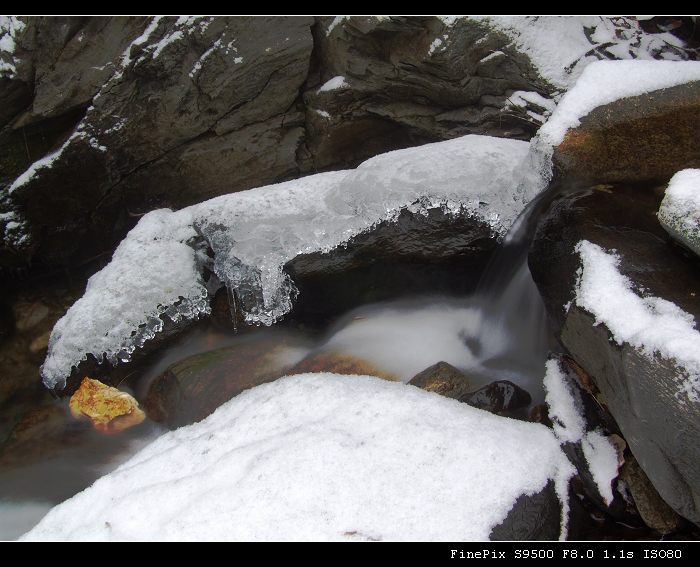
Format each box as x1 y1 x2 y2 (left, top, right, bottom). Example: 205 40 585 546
69 378 145 434
407 361 472 400
460 380 531 415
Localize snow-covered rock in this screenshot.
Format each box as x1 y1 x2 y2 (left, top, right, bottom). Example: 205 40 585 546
575 240 700 404
658 169 700 257
530 183 700 525
22 373 574 541
41 134 530 390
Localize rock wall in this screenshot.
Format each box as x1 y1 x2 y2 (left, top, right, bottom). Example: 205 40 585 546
4 16 692 272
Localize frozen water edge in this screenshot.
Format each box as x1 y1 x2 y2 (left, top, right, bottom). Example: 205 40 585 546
41 135 532 389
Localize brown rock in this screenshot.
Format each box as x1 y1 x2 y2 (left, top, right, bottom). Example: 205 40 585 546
145 336 308 428
620 454 685 534
289 352 399 382
69 377 145 434
29 330 51 354
408 361 471 400
552 81 700 184
14 301 49 331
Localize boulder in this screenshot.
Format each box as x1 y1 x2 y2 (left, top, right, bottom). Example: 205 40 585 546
69 377 145 434
408 361 472 400
530 183 700 526
657 169 700 258
145 335 308 428
490 480 562 540
460 380 531 415
288 352 399 382
619 454 685 534
551 81 700 184
0 16 560 272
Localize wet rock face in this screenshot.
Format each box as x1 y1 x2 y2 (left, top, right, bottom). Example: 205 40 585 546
530 184 700 526
490 480 562 540
304 16 545 172
551 81 700 184
1 16 555 272
144 334 306 428
460 380 531 415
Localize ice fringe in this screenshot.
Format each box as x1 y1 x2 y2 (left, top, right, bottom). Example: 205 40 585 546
41 135 532 388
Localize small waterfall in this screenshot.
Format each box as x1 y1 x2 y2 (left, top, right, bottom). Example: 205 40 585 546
466 179 580 400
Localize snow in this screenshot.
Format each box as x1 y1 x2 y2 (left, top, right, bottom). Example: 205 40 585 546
524 60 700 195
315 109 331 119
326 16 348 36
189 38 222 78
581 430 619 505
0 16 25 77
152 29 184 59
477 17 691 90
23 374 574 541
428 37 444 56
42 134 531 388
536 60 700 151
41 209 210 390
543 359 586 444
658 169 700 257
317 75 348 93
8 148 64 194
575 240 700 403
479 50 504 64
507 90 556 113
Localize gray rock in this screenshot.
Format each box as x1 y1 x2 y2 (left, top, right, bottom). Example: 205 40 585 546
490 480 562 540
459 380 531 415
530 183 700 526
620 454 685 534
3 16 315 268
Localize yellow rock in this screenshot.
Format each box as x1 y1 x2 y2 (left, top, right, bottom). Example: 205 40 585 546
69 377 145 434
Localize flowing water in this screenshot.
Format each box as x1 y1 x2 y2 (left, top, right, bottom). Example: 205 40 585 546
0 182 568 539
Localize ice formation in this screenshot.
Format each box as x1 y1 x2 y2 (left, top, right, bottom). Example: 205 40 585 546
41 135 530 388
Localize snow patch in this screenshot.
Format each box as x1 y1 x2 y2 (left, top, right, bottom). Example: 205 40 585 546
575 240 700 403
536 60 700 151
543 359 586 443
326 16 348 36
318 75 348 93
42 135 531 388
0 16 26 77
479 50 504 64
581 430 619 505
526 60 700 195
23 374 574 541
428 38 443 56
314 109 331 120
658 169 700 257
479 16 692 90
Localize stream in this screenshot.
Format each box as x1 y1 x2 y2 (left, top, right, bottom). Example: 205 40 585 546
0 182 603 540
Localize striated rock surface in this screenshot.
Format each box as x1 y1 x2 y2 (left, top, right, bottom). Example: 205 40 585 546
3 16 695 271
530 183 700 526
